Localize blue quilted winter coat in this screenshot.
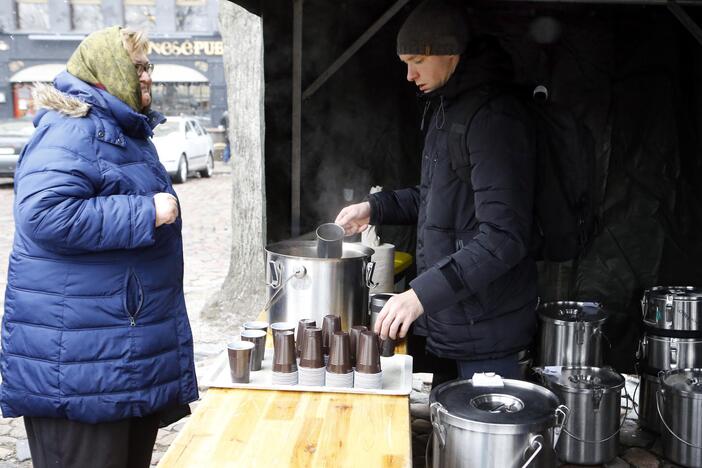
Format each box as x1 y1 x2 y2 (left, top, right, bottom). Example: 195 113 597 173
0 71 199 423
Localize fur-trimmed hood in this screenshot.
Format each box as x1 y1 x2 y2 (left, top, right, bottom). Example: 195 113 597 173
33 82 90 118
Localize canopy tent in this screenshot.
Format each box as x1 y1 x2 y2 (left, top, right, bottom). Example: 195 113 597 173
228 0 702 372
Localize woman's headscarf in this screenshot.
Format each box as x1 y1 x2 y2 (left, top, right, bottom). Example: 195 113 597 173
66 26 142 112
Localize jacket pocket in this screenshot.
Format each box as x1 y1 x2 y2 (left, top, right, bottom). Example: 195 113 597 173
123 268 144 326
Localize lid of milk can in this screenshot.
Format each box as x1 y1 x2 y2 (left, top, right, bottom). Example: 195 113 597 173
538 301 607 324
661 368 702 400
646 286 702 301
428 375 561 435
538 366 625 394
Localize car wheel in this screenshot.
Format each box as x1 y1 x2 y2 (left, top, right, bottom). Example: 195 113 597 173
199 152 214 178
173 154 188 184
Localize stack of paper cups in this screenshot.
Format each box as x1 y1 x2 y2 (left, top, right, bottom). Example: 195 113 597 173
325 371 354 388
272 371 298 386
298 367 325 386
354 371 383 389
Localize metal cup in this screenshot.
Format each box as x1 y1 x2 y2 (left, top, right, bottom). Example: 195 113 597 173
273 330 297 373
296 319 316 357
316 223 345 258
349 325 367 367
299 327 324 369
321 314 342 356
227 341 255 383
243 321 269 349
356 330 382 374
241 329 266 371
327 331 352 374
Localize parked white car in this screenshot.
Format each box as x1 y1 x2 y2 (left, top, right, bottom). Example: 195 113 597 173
152 116 214 183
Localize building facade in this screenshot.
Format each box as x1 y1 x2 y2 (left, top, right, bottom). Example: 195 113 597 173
0 0 226 124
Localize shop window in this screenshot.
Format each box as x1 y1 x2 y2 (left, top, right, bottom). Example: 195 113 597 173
71 0 103 32
124 0 155 31
15 0 50 31
151 83 210 121
12 83 38 118
175 0 209 32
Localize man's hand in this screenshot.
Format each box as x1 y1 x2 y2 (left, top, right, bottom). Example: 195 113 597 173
154 192 179 227
334 201 371 236
374 289 424 340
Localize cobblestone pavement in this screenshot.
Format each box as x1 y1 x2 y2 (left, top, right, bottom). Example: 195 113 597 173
0 162 233 466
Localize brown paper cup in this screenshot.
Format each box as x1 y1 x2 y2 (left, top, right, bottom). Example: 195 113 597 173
356 330 382 374
327 331 352 374
300 327 324 369
322 314 341 356
273 330 297 373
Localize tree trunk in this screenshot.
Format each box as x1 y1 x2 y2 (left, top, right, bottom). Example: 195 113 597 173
203 2 266 324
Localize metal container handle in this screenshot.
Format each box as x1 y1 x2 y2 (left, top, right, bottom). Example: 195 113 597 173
262 264 307 313
553 405 569 447
670 345 679 369
365 261 378 289
641 293 647 318
656 389 702 449
429 402 447 449
665 294 675 326
521 435 544 468
266 260 283 288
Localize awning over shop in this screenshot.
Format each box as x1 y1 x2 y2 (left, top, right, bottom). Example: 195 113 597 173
10 63 208 84
151 64 208 83
10 64 64 83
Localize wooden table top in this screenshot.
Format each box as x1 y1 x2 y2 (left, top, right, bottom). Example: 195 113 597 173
158 387 411 468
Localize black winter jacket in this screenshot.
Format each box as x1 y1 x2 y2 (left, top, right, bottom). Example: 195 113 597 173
369 38 538 360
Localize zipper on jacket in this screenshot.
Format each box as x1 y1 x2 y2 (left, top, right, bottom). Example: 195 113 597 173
123 268 145 327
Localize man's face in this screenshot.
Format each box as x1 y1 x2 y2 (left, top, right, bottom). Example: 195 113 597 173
132 53 153 111
399 54 460 93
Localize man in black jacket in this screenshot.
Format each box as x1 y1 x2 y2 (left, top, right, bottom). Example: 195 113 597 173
335 0 537 382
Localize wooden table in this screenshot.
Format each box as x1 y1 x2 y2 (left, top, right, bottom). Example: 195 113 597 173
159 315 411 467
158 387 411 467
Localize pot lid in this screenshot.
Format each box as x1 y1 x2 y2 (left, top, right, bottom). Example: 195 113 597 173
661 369 702 399
429 376 560 431
647 286 702 301
538 366 625 393
538 301 607 323
265 240 374 260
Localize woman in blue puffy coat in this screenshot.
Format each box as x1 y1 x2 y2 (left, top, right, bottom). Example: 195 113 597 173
1 26 198 467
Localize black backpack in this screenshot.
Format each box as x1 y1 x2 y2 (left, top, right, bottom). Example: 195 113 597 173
446 85 597 262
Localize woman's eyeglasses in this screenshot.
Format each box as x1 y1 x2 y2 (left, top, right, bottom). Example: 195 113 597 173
135 62 155 76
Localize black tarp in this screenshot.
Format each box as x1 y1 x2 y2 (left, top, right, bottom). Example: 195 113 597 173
227 0 702 372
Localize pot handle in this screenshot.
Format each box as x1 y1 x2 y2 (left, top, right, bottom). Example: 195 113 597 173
641 291 648 318
670 344 678 369
365 261 378 289
429 402 447 450
266 260 283 288
656 389 702 449
552 404 569 448
262 265 307 313
521 435 543 468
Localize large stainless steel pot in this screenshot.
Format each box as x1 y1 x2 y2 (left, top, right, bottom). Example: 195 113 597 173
638 372 661 433
642 286 702 332
265 241 376 330
640 334 702 371
658 369 702 467
429 378 568 468
537 366 625 465
538 302 607 367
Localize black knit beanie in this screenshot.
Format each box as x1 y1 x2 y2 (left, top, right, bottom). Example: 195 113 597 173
397 0 470 56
